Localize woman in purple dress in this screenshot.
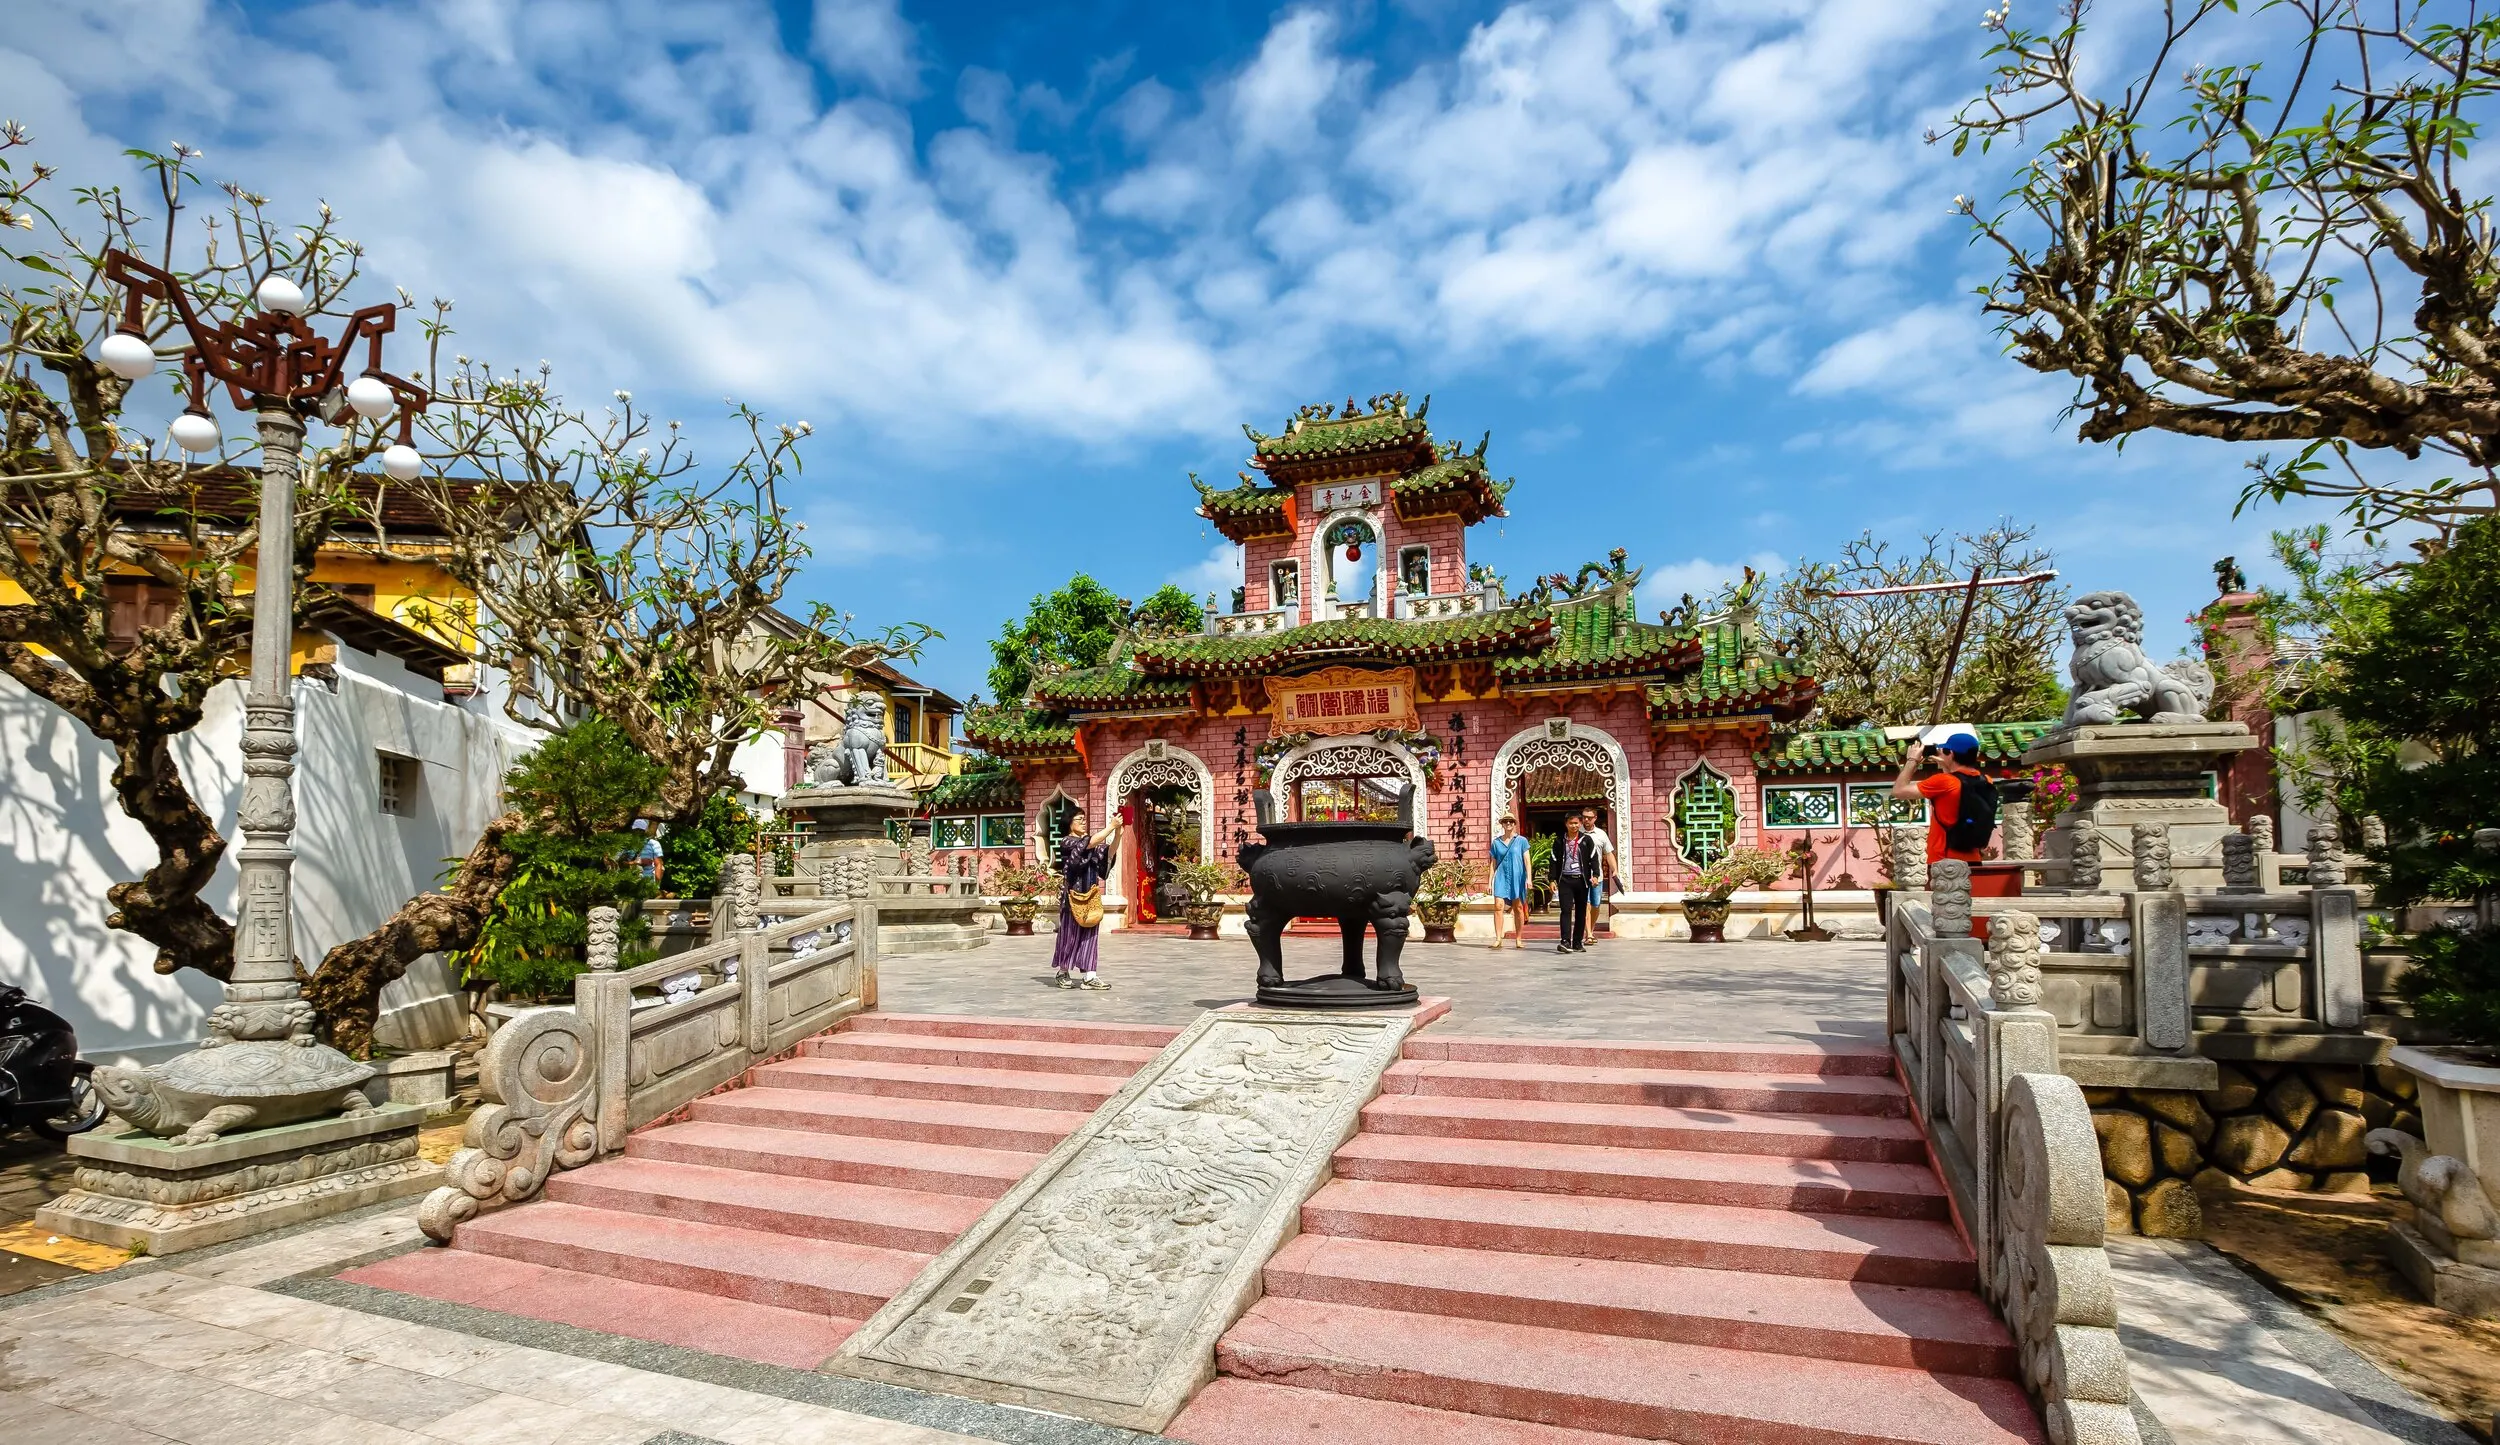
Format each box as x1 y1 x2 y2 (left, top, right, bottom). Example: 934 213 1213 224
1051 805 1126 989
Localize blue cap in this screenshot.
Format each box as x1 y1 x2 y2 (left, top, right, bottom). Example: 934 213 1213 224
1943 732 1982 759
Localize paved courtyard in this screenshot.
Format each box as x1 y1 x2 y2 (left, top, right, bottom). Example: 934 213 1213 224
876 931 1888 1045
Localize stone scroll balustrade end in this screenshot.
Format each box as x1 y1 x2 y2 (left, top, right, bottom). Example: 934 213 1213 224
1993 1071 2144 1445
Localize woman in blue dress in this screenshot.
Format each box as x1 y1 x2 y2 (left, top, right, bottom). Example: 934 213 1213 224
1051 804 1126 989
1487 813 1530 951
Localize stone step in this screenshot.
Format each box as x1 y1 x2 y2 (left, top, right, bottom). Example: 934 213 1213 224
341 1246 859 1370
1302 1179 1977 1290
1262 1235 2016 1376
803 1031 1162 1077
692 1086 1085 1153
751 1056 1127 1112
451 1200 926 1320
1360 1092 1930 1163
1382 1058 1909 1116
626 1119 1033 1198
1403 1034 1897 1077
833 1013 1183 1048
1168 1379 1659 1445
1216 1297 2045 1445
1331 1133 1950 1219
544 1156 987 1253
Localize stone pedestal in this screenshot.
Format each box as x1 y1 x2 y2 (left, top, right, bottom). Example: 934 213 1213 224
2389 1220 2500 1319
37 1102 436 1255
785 782 916 901
2024 722 2258 891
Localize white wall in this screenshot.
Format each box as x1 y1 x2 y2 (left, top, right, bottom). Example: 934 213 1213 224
0 643 533 1065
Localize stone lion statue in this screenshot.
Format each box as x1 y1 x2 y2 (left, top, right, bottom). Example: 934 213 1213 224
2062 590 2215 726
838 693 890 785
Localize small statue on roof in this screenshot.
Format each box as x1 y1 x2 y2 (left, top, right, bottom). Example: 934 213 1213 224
2213 555 2249 595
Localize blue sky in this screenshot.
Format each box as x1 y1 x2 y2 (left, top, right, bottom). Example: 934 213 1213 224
9 1 2351 712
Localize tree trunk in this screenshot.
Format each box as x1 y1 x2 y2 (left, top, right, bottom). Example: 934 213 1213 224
306 813 522 1058
103 730 236 981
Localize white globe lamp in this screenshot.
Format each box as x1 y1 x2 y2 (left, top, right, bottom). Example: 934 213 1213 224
170 411 222 454
255 274 307 315
380 443 424 481
345 374 396 420
99 331 157 381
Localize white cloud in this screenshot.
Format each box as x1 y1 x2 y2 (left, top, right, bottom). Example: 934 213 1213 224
813 0 921 96
1169 542 1243 604
1647 550 1789 604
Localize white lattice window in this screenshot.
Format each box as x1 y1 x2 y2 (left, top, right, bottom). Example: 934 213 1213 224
378 753 418 817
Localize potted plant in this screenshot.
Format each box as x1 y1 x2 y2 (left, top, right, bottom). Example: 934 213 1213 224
1414 858 1474 943
1170 861 1245 940
1684 847 1789 943
987 858 1055 936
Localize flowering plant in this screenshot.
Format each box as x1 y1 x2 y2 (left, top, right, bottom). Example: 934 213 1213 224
2023 763 2080 822
1690 846 1791 901
986 858 1058 901
1416 857 1480 904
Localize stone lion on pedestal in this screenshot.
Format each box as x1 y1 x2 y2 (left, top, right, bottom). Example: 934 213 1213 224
806 693 891 786
2061 590 2215 726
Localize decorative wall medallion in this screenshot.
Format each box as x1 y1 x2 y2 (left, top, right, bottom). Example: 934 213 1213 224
1671 758 1739 868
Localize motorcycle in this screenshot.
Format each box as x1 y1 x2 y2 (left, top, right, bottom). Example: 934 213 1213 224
0 985 106 1143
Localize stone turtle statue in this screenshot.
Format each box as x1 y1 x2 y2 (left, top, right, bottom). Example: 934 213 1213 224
2062 590 2215 726
1238 784 1436 1003
91 1008 376 1147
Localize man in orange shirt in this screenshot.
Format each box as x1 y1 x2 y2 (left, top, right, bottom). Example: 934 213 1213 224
1891 731 2012 932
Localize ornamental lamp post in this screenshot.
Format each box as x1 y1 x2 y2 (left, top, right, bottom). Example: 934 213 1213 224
87 249 429 1140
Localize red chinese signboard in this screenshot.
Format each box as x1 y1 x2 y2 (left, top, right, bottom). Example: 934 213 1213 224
1264 666 1419 736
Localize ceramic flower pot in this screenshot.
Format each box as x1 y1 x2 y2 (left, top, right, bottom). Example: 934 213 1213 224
1001 897 1038 937
1684 897 1733 944
1182 900 1224 940
1416 897 1461 944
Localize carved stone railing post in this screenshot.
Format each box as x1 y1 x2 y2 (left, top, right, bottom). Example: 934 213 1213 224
2130 822 2171 891
2001 803 2036 862
2220 831 2259 891
727 854 762 932
418 1007 599 1242
1986 909 2045 1007
2069 828 2104 891
1892 825 1927 890
1992 1072 2143 1444
2307 812 2348 887
2250 814 2275 856
586 906 620 971
1931 859 1973 940
2360 814 2388 851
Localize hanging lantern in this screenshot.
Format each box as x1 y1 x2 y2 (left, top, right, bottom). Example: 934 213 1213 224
1345 542 1362 562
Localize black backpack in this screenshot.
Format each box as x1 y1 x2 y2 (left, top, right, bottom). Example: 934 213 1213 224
1943 773 2000 852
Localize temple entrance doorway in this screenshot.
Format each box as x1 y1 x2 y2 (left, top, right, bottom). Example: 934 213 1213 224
1120 784 1201 926
1518 762 1612 934
1293 773 1405 823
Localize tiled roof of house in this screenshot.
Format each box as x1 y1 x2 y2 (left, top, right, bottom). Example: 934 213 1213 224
1391 446 1511 525
1752 719 2057 775
1493 593 1697 686
1245 396 1438 472
1026 667 1197 710
1193 473 1295 543
1129 606 1555 677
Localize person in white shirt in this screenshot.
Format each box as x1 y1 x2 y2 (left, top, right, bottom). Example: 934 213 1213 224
1579 806 1621 928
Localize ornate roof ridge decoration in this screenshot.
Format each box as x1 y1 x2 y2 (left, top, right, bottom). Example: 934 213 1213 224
1244 391 1442 486
1193 470 1296 542
1753 718 2058 775
1646 620 1821 724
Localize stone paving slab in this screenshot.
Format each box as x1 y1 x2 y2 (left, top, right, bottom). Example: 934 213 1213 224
879 933 1886 1046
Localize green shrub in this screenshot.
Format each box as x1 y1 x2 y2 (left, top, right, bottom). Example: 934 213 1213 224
661 791 760 900
457 718 665 1001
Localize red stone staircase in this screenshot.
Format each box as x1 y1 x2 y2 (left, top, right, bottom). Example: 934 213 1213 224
1167 1035 2046 1445
344 1013 1177 1368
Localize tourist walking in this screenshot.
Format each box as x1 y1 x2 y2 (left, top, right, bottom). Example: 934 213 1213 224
1554 814 1600 953
1578 806 1621 936
1487 814 1530 950
1051 805 1126 989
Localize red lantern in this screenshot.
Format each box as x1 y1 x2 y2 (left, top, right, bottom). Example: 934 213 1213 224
1345 543 1362 562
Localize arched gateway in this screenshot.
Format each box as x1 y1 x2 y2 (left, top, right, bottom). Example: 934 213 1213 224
1490 720 1635 876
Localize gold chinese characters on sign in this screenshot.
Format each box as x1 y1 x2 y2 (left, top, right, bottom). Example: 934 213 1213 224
1264 666 1419 737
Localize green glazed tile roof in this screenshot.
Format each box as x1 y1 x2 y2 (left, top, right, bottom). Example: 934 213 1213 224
1193 473 1294 541
923 766 1023 813
961 704 1078 757
1246 397 1436 464
1130 606 1554 676
1492 594 1698 685
1752 719 2058 775
1392 450 1511 524
1647 623 1820 721
1026 667 1197 710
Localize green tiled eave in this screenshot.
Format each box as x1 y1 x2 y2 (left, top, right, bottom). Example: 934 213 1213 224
1392 453 1511 522
1752 719 2059 776
1026 667 1196 709
961 705 1077 757
1248 410 1433 461
1130 607 1554 676
924 767 1023 813
1646 622 1821 721
1492 594 1699 684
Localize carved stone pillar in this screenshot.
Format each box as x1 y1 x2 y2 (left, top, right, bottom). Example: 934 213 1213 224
1985 909 2045 1006
2220 832 2259 890
2000 803 2036 862
2068 828 2103 891
1931 859 1973 939
2307 808 2348 887
2250 814 2275 856
2131 822 2172 891
726 854 761 932
2360 814 2388 851
1891 825 1927 890
587 906 621 970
